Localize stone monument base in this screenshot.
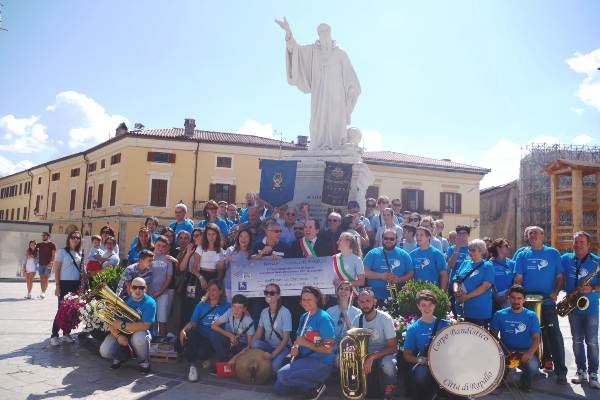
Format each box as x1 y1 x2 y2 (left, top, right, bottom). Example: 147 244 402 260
284 145 373 225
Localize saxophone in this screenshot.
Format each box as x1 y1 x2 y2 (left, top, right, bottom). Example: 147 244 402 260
557 261 600 317
339 328 373 400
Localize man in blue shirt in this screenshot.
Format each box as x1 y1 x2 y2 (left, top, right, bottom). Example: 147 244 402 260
490 284 541 392
562 231 600 389
447 224 471 277
99 277 157 373
169 203 195 235
514 226 567 384
239 192 256 224
409 227 448 290
364 228 414 302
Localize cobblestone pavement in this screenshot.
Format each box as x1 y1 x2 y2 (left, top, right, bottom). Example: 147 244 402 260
0 281 595 400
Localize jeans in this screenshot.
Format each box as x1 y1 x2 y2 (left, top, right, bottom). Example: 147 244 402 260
273 357 333 395
541 304 567 376
99 331 151 363
377 355 398 385
412 363 437 399
517 356 539 388
251 339 289 373
51 280 80 338
185 331 215 363
569 312 599 374
211 333 246 362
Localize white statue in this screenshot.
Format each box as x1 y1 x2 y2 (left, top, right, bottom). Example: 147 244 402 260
275 18 361 150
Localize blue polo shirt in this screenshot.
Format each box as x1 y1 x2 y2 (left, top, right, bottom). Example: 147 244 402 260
409 246 447 287
455 260 495 320
364 246 414 301
126 293 157 324
197 218 230 237
297 309 336 365
514 246 563 305
191 301 231 336
562 252 600 315
169 219 195 235
404 318 450 356
492 258 516 293
491 307 540 352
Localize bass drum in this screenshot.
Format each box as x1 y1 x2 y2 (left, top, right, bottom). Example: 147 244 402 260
428 322 504 398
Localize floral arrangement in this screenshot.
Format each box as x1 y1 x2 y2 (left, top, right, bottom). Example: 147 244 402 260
79 297 109 332
392 314 419 345
396 280 451 319
56 292 86 333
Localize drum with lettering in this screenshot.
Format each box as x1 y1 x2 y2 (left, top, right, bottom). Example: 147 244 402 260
428 322 505 397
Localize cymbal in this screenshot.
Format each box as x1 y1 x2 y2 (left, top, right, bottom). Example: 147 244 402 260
235 349 272 385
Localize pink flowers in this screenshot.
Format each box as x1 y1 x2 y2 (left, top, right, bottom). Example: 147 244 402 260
56 292 86 333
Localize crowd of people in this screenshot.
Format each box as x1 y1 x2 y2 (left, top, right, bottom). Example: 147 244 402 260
23 192 600 399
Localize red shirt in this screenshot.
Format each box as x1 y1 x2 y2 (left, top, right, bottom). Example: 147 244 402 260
36 241 56 265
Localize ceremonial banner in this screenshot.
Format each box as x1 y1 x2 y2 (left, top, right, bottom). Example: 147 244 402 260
231 257 336 298
321 161 353 206
259 159 298 207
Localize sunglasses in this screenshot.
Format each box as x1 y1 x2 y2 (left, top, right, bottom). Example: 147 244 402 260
70 236 81 240
132 285 146 291
269 229 282 233
286 213 297 216
383 237 396 241
367 204 376 208
328 219 340 223
294 227 305 230
263 290 278 296
392 203 401 207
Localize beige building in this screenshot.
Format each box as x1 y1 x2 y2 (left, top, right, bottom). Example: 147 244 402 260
0 119 489 255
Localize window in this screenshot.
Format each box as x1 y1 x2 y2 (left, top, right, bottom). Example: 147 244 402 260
0 210 3 219
19 183 22 195
147 152 175 163
110 180 117 206
23 207 27 220
150 179 168 207
87 186 93 209
96 183 104 208
111 153 121 165
100 159 106 169
10 209 14 220
51 172 60 181
209 183 236 204
88 162 97 173
35 195 41 213
38 177 42 184
401 188 424 212
365 185 380 200
51 192 57 212
216 156 232 168
69 189 77 211
16 208 20 220
440 192 462 214
71 168 80 177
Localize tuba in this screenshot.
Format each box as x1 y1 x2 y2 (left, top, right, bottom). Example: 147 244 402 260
89 283 141 335
339 327 373 400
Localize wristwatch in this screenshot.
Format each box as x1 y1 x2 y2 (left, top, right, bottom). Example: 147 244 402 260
121 321 126 331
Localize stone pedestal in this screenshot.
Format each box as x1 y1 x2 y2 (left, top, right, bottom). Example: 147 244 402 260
284 145 373 225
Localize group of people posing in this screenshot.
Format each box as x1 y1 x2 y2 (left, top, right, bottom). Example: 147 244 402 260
41 193 599 399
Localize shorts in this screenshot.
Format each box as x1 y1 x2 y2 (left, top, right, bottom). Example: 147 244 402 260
38 264 52 276
156 293 170 324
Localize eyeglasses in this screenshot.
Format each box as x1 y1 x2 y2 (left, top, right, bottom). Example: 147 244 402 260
328 219 340 223
70 236 81 240
294 227 305 230
263 290 278 296
392 203 401 207
367 204 376 208
383 237 396 241
207 207 217 211
132 285 146 291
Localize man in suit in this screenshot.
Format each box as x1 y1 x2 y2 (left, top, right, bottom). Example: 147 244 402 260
290 219 330 258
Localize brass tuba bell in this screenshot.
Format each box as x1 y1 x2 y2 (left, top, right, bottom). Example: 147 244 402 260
339 327 373 400
89 283 141 335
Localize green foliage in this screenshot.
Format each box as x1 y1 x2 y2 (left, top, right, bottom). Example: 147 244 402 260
91 265 125 292
397 280 451 319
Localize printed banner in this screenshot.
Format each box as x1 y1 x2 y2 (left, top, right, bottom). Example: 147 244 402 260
230 257 336 298
322 161 353 206
259 159 298 207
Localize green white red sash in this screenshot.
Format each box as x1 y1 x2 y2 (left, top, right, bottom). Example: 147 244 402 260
333 253 353 282
300 237 317 257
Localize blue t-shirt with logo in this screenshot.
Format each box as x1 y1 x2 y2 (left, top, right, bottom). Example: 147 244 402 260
561 252 600 315
455 260 495 319
297 309 336 365
191 301 231 336
491 307 541 352
492 258 516 293
197 218 230 237
514 246 563 305
364 247 414 301
409 246 447 287
447 245 470 278
169 219 195 235
512 246 529 261
126 293 157 324
404 318 450 356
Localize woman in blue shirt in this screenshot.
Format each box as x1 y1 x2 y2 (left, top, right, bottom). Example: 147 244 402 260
273 286 335 399
489 238 515 311
197 200 230 239
128 227 154 264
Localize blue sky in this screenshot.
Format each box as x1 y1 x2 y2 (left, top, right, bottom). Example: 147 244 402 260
1 1 599 188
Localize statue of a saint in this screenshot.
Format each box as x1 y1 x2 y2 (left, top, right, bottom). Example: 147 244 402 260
275 18 361 150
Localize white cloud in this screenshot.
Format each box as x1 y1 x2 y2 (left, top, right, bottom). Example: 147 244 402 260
360 129 384 151
0 156 35 177
570 107 584 115
571 134 594 145
479 139 522 189
566 49 600 111
237 120 276 139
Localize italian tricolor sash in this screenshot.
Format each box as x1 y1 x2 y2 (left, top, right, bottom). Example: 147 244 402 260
333 253 353 282
299 237 317 257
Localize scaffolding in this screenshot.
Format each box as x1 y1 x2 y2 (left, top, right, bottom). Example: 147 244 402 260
518 143 600 246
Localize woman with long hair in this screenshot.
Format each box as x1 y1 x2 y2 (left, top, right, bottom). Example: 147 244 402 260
166 230 192 336
128 227 154 264
222 228 254 302
100 225 120 255
191 223 224 285
50 230 83 346
489 238 515 310
179 228 204 330
251 283 293 373
22 240 38 299
197 200 230 239
333 232 365 289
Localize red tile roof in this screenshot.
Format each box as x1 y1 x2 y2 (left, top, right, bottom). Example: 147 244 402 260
363 151 490 174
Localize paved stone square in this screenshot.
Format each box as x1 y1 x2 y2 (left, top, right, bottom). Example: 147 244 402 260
0 281 596 400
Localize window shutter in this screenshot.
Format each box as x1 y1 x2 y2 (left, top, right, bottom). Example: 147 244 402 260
366 185 379 200
87 186 93 209
70 190 76 211
440 192 446 213
401 189 408 209
229 185 236 204
417 189 424 212
147 152 154 162
97 184 104 208
23 207 27 220
456 193 462 214
209 184 216 201
168 153 176 163
110 180 117 206
158 180 167 207
35 195 41 211
51 192 56 212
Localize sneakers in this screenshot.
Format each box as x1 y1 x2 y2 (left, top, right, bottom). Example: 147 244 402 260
62 335 74 343
24 293 32 299
384 384 396 400
308 383 326 400
188 365 199 382
590 373 600 389
38 293 46 299
138 362 150 373
556 375 567 385
49 337 61 346
571 369 587 384
110 359 123 370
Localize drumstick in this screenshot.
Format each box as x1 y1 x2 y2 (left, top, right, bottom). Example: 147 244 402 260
290 310 311 364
